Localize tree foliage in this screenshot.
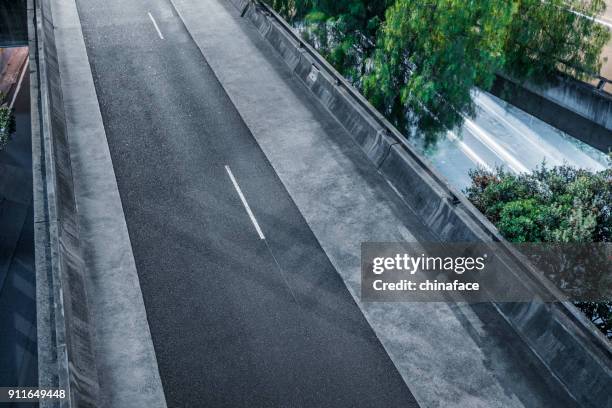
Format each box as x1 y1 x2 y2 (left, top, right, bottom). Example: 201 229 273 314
271 0 610 140
465 164 612 338
269 0 311 21
504 0 611 83
466 165 611 243
363 0 515 136
0 92 15 150
309 0 389 81
276 0 390 84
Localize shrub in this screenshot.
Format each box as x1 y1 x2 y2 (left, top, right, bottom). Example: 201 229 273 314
465 164 612 338
0 104 16 150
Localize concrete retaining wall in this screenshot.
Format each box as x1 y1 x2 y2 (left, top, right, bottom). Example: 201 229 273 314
491 74 612 153
235 1 612 406
31 0 99 405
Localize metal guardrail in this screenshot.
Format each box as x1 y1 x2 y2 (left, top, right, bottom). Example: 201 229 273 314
595 75 611 90
556 60 612 91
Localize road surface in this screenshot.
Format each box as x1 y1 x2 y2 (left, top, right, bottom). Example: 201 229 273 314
74 0 419 407
422 90 609 189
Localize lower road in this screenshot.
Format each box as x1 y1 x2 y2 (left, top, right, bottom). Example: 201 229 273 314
425 90 609 190
74 0 419 406
0 61 37 397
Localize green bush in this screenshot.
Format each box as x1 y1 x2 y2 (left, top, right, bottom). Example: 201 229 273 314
0 105 16 150
0 90 16 150
466 165 611 243
465 164 612 338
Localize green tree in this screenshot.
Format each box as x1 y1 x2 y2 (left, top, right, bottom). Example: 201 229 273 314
363 0 515 138
312 1 389 81
465 164 612 338
270 0 311 21
466 165 611 243
281 0 390 85
272 0 610 142
504 0 611 83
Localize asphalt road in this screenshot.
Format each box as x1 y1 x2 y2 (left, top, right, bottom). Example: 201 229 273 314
422 90 609 190
74 0 419 407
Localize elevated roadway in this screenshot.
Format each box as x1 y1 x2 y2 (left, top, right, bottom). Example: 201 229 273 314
33 0 606 406
73 0 418 406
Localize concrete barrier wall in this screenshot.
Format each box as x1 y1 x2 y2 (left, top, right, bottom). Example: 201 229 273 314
33 0 100 405
491 74 612 153
236 2 612 406
521 74 612 130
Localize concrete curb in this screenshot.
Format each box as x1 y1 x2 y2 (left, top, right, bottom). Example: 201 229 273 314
230 1 611 406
